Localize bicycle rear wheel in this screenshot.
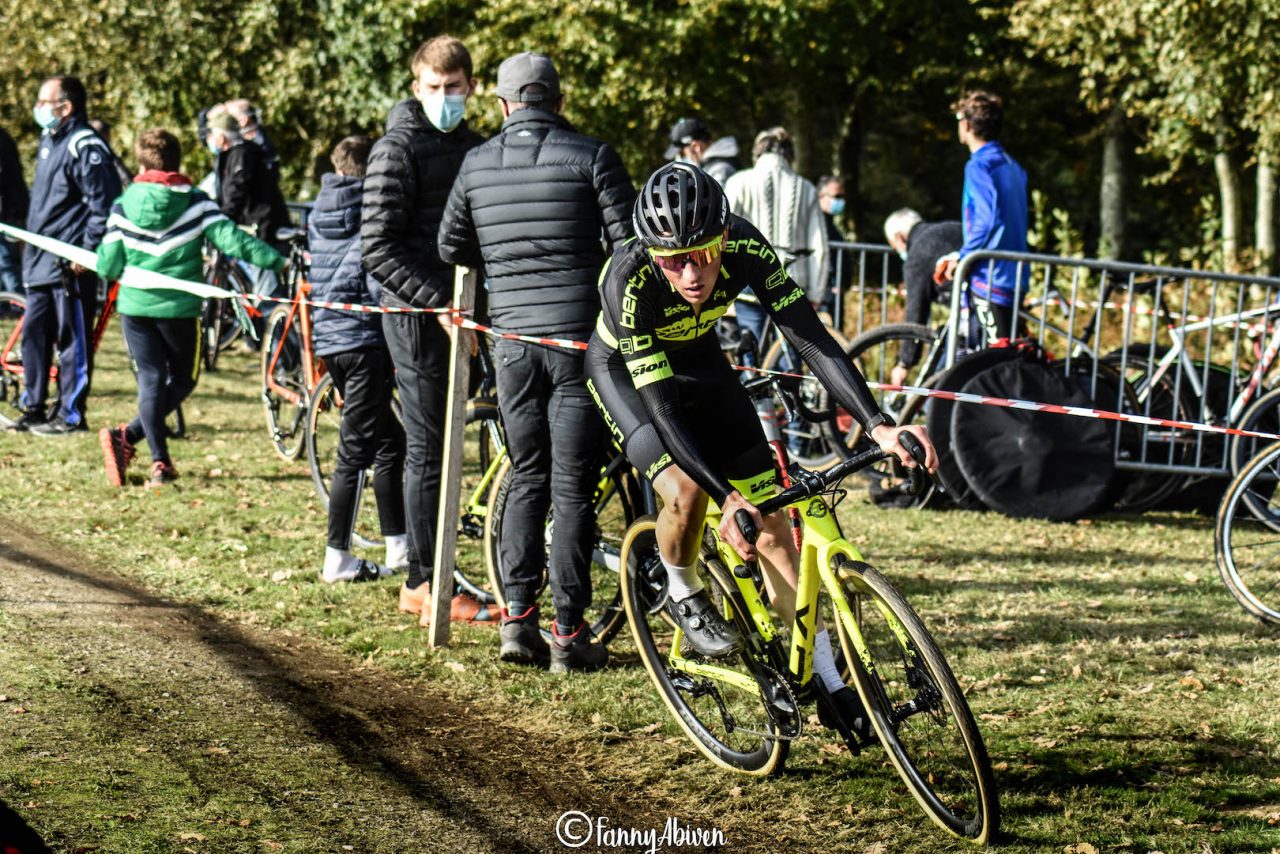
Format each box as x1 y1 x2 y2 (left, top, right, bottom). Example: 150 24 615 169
1230 386 1280 477
0 293 27 420
202 258 252 371
619 518 791 775
486 453 638 643
832 555 998 842
261 306 308 460
1215 442 1280 622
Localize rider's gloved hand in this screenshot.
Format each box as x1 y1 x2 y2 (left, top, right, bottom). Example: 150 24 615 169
718 490 763 562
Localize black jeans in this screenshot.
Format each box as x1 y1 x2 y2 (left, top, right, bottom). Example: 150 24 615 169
121 315 199 463
382 313 449 580
324 348 407 551
494 339 606 627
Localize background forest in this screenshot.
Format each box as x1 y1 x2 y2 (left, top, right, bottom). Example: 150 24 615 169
2 0 1278 272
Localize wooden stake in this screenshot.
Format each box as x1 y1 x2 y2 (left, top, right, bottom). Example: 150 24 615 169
428 266 477 648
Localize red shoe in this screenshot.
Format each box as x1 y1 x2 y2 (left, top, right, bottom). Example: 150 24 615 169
419 591 501 627
145 460 179 489
98 425 136 487
399 581 431 615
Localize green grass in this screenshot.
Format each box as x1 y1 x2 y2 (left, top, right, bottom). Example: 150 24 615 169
1 335 1279 852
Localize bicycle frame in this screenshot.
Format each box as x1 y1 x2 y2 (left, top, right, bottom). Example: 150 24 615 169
264 279 324 404
0 278 120 386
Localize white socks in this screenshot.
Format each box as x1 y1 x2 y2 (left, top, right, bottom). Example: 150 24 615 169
322 547 393 583
812 629 846 693
385 534 409 571
661 553 703 602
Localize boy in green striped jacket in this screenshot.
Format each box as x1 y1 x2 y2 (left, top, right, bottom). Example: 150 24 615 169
96 128 283 488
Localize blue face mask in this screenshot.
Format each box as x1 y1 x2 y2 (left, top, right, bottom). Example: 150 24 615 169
33 104 59 131
206 138 221 155
422 92 467 133
827 197 846 217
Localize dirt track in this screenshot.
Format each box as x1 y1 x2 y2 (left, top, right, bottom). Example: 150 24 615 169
0 522 706 853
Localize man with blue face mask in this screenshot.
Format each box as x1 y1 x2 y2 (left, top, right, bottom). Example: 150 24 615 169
362 35 488 626
14 75 122 435
883 207 962 388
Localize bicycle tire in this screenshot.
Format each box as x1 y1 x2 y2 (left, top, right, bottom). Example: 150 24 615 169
759 331 843 469
485 453 637 644
1229 385 1280 477
0 293 27 418
825 323 939 459
1215 441 1280 622
832 555 999 842
619 517 789 775
260 305 308 460
202 257 252 370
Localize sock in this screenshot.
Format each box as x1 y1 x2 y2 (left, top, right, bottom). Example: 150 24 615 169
813 629 846 693
555 611 583 636
384 534 409 570
405 564 428 589
322 547 357 583
661 554 703 602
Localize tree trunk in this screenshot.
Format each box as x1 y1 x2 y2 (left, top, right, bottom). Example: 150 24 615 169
836 102 863 240
1257 148 1276 274
1098 105 1127 260
1215 129 1244 271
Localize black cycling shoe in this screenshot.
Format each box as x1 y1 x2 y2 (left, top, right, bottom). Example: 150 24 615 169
7 409 46 432
818 685 874 742
667 591 742 659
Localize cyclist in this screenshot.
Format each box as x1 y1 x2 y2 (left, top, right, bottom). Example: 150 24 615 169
586 162 937 731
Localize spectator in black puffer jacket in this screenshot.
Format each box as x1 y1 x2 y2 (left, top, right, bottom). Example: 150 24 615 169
438 51 635 673
309 135 407 585
361 35 491 625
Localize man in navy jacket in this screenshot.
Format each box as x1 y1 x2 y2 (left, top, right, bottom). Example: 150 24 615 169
17 75 121 434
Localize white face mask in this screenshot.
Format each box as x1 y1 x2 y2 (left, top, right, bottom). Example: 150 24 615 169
421 92 467 133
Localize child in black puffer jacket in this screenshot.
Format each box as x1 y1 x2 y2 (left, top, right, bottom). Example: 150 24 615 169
309 136 407 582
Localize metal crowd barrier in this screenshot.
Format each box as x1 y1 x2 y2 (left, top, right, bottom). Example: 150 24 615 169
828 241 901 340
942 250 1280 478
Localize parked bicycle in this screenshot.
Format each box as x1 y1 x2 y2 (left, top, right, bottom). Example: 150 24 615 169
260 229 323 460
0 278 184 437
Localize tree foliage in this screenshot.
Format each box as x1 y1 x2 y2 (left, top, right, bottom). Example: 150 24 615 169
0 0 1270 259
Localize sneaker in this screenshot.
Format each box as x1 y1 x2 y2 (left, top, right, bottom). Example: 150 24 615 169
99 425 136 487
145 460 179 489
399 580 431 614
8 409 46 432
549 622 608 674
418 590 501 627
31 417 86 437
666 591 742 659
817 686 874 742
499 606 551 666
322 558 394 584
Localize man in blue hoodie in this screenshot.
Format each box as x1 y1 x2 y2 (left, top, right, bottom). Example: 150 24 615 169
935 91 1028 346
17 74 122 435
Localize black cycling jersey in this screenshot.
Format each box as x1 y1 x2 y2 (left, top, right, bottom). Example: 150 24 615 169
591 214 885 504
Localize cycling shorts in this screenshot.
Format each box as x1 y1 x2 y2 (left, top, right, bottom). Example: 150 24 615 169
584 333 776 502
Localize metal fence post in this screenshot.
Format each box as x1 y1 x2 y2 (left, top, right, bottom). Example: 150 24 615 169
428 266 477 648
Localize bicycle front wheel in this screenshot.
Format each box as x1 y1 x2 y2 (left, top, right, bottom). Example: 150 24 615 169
486 454 637 644
620 518 790 775
1216 441 1280 622
833 555 998 842
261 306 308 460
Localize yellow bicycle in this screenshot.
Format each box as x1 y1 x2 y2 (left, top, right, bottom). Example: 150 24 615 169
619 431 999 842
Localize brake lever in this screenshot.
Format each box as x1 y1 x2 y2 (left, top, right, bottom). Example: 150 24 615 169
733 509 763 581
